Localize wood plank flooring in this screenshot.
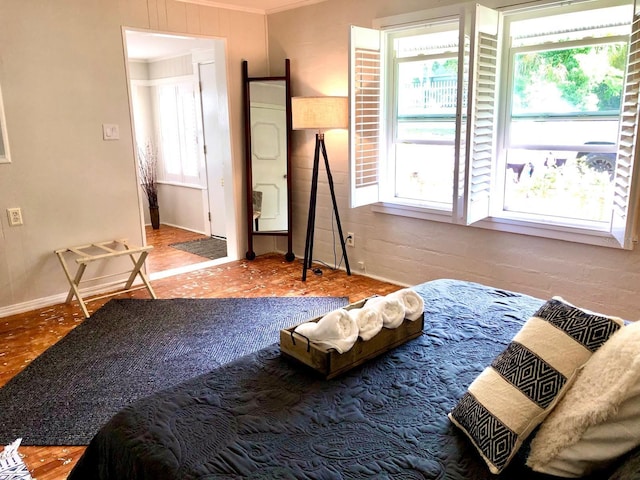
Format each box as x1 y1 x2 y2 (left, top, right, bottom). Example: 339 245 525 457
0 225 399 479
144 224 210 274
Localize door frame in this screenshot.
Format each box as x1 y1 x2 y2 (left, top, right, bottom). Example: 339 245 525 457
122 27 239 275
194 56 227 239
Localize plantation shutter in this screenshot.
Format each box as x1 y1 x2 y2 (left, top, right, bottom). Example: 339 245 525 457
349 25 382 208
463 4 501 225
452 14 470 221
612 0 640 249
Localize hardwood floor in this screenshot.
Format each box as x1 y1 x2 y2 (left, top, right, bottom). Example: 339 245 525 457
0 225 400 479
144 224 210 274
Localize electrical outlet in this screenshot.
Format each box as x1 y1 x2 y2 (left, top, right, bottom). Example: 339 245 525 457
346 232 355 247
7 207 23 226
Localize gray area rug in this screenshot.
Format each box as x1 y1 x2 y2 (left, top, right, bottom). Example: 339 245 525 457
0 296 347 446
170 236 227 260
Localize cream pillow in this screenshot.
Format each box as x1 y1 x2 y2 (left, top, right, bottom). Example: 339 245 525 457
527 320 640 478
449 297 624 474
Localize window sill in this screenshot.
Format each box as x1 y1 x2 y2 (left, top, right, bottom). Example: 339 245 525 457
372 202 628 249
158 180 205 190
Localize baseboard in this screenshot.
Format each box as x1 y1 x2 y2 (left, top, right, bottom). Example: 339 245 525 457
158 222 207 236
283 250 407 289
0 278 144 318
1 252 402 318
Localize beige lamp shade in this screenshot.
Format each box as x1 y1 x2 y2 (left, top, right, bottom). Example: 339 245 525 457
291 96 348 131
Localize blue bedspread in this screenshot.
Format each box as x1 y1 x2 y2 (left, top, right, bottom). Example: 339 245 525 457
69 279 560 479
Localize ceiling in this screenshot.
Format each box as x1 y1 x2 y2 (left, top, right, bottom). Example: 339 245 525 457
175 0 325 15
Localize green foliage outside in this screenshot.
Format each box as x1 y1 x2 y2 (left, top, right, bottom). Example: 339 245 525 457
513 43 627 113
514 160 612 221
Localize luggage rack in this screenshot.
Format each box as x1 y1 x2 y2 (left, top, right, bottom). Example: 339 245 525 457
55 239 157 318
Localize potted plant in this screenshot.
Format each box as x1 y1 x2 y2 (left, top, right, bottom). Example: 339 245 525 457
137 141 160 229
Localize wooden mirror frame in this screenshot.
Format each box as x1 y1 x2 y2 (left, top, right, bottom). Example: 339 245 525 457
243 59 294 261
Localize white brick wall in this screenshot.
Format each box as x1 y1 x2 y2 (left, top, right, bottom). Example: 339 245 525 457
269 0 640 320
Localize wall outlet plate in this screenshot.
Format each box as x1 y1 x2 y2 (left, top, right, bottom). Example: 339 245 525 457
346 232 355 247
7 207 23 226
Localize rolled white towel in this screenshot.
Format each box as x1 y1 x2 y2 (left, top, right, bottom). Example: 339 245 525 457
365 296 405 329
347 307 383 341
387 288 424 321
293 308 358 353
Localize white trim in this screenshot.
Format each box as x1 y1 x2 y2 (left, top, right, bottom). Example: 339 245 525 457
152 221 208 235
372 201 636 248
0 83 11 164
373 202 454 222
373 0 632 31
374 4 463 30
0 278 144 318
0 255 231 317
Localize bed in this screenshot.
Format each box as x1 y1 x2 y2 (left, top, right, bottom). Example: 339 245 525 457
68 279 639 479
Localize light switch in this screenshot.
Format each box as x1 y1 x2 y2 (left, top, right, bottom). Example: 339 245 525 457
102 124 120 140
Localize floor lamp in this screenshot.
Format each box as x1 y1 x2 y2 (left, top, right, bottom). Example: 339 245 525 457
292 96 351 281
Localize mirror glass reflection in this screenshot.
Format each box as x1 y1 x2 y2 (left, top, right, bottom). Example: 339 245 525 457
249 80 288 232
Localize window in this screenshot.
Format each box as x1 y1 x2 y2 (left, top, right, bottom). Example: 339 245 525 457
0 83 10 164
393 25 460 208
349 0 640 248
156 80 203 186
502 5 630 225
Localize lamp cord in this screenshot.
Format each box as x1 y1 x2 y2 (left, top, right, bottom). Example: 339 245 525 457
309 207 346 272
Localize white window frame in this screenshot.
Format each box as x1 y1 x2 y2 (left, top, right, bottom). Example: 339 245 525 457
349 0 640 249
386 21 462 211
154 76 205 188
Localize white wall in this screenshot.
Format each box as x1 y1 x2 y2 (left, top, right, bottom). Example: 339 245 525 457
0 0 268 314
130 54 208 234
155 183 206 232
267 0 640 320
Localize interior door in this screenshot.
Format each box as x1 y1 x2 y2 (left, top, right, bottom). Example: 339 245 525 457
199 61 226 238
250 104 287 231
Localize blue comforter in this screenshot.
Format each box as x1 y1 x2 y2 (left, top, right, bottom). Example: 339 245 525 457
69 279 567 479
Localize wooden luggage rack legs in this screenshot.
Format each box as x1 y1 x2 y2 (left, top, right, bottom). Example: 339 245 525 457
55 239 157 318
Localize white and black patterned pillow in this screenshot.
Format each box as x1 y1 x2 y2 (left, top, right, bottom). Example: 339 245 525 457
0 439 32 480
448 297 624 474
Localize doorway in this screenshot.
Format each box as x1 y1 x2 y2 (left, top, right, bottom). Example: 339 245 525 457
122 29 237 276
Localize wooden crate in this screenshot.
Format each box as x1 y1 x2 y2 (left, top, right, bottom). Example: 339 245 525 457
279 298 424 379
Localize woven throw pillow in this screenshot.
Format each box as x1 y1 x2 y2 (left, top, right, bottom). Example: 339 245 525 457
527 320 640 478
448 297 624 474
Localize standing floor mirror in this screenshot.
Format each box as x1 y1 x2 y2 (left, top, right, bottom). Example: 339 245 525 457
243 59 294 261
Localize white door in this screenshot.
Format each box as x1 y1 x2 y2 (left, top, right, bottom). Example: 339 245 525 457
199 62 226 238
250 104 287 231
